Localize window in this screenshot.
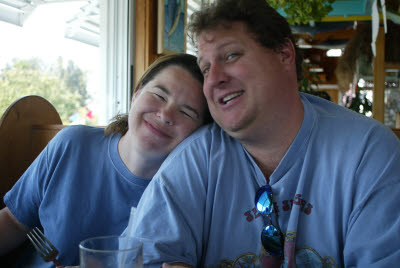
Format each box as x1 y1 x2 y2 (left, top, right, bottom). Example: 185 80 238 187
0 0 132 125
186 0 213 56
186 0 201 55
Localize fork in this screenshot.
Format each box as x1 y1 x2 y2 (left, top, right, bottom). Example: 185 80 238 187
27 227 62 267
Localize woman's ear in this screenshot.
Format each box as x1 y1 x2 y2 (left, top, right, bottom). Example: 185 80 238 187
132 84 143 102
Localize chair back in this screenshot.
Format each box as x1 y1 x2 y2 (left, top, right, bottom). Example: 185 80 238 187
0 95 64 208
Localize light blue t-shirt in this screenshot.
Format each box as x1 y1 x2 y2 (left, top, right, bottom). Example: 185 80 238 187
4 125 151 267
129 93 400 267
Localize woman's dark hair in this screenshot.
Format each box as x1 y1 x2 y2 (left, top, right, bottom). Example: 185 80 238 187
187 0 303 81
105 53 212 136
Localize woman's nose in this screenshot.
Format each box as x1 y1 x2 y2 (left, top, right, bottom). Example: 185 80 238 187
158 106 174 125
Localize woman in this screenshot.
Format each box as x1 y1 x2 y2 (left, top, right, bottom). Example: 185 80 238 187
0 53 211 267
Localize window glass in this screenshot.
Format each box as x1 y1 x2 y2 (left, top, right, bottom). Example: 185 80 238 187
186 0 213 55
0 0 130 126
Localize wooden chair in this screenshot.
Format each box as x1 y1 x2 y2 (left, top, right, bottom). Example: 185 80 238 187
0 95 65 209
0 95 66 265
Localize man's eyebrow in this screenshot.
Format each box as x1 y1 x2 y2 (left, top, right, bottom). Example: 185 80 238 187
197 56 203 67
197 40 241 67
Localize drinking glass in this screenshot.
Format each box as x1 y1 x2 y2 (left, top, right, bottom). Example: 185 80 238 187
79 235 142 268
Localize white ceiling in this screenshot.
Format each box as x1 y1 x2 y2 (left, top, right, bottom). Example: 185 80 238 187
0 0 99 46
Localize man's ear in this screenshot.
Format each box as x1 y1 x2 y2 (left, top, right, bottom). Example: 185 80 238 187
279 38 296 66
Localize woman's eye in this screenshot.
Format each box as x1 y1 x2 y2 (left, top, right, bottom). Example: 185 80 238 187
181 110 194 119
154 93 165 101
202 67 209 75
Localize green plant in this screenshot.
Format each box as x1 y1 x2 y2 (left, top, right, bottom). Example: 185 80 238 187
299 63 331 101
0 58 93 124
266 0 336 25
344 88 372 115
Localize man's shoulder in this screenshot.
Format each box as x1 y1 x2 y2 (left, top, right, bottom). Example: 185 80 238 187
302 93 389 134
302 93 400 153
172 123 236 152
161 123 239 166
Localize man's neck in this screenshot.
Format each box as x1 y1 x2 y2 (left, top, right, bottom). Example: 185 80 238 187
239 97 304 179
242 136 292 179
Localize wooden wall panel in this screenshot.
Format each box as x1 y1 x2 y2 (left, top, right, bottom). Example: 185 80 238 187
373 26 385 123
134 0 159 89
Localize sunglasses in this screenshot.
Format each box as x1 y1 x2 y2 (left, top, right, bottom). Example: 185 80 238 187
255 184 284 256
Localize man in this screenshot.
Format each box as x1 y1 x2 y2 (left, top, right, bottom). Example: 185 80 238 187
129 0 400 267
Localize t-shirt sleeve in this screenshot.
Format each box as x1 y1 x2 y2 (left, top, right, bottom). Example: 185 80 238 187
128 132 211 267
4 144 51 228
343 127 400 266
3 126 75 227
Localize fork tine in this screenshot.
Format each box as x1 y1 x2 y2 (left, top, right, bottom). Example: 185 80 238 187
27 232 46 258
28 228 52 254
27 228 51 258
27 227 60 265
34 227 57 252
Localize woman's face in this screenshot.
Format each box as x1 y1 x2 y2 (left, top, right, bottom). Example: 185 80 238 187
127 65 206 158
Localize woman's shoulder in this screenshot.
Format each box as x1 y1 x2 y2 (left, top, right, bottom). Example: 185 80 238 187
55 125 104 139
48 125 106 151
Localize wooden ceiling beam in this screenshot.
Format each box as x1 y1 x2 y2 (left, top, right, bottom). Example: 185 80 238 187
311 27 356 44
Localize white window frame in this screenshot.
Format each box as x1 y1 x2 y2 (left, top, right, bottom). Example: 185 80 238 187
0 0 134 125
0 0 35 26
99 0 133 125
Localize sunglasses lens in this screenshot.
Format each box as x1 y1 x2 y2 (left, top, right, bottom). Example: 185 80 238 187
255 184 273 215
261 225 283 256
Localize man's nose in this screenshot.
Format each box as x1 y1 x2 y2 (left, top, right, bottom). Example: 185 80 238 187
205 63 229 90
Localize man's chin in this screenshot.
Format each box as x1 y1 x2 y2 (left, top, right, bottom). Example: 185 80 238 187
218 121 245 136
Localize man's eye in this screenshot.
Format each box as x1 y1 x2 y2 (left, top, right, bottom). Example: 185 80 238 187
202 67 209 75
227 53 238 61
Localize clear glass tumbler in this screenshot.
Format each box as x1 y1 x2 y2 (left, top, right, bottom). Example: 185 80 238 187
79 235 142 268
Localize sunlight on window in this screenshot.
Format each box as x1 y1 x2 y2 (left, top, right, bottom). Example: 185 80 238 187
0 1 101 125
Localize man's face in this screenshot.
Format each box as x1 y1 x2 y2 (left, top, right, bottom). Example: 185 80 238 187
197 22 295 141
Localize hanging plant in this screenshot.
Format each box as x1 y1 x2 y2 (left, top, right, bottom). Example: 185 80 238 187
266 0 336 25
343 86 372 115
299 62 331 101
